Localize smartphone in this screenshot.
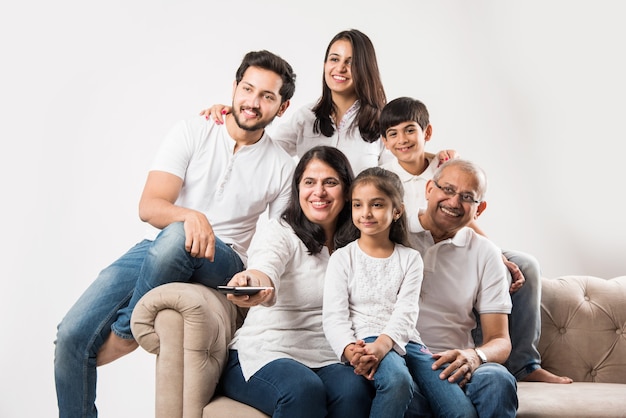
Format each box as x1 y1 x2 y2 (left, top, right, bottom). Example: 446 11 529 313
217 286 273 295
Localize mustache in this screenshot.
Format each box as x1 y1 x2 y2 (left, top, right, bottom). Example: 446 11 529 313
238 106 261 117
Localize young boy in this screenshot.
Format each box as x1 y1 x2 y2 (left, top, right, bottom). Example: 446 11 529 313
379 96 572 385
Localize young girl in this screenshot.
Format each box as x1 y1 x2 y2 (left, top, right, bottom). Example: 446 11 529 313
322 167 477 418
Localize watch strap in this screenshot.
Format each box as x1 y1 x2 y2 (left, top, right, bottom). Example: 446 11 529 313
474 347 488 364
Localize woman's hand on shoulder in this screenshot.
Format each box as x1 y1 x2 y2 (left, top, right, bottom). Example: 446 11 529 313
436 149 459 167
199 104 232 125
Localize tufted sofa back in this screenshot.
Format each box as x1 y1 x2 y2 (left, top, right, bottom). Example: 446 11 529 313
538 275 626 383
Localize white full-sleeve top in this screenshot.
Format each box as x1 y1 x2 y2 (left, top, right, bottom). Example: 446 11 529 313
229 218 339 380
323 240 424 360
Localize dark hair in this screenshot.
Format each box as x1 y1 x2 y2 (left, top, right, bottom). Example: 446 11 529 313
350 167 410 247
379 97 430 138
312 29 386 143
282 146 357 254
235 50 297 103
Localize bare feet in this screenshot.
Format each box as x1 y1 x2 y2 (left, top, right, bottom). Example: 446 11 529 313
97 333 139 366
522 368 573 384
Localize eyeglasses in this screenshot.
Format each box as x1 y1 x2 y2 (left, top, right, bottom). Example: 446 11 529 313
433 180 481 204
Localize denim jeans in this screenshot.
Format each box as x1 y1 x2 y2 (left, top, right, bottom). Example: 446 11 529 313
362 337 476 418
502 249 542 380
220 350 373 418
473 249 542 380
362 337 415 418
404 342 477 418
113 222 244 338
405 363 518 418
54 222 244 418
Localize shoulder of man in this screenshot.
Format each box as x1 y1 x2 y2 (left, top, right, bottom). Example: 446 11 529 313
462 229 506 267
263 134 297 163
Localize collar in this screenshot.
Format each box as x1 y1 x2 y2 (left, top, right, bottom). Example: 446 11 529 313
412 208 474 247
391 156 438 183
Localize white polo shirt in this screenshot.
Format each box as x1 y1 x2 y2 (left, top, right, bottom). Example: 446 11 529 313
408 219 512 353
146 116 296 265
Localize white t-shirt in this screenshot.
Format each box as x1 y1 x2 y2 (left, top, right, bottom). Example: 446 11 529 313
408 221 512 353
323 240 424 360
271 101 392 175
229 219 339 381
381 155 441 232
146 116 296 265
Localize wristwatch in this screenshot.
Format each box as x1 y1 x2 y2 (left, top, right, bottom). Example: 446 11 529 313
474 347 488 364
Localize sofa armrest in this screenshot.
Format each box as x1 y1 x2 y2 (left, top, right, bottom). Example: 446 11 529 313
131 283 241 418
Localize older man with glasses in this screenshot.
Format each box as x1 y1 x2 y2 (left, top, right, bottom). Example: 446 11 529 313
404 158 518 418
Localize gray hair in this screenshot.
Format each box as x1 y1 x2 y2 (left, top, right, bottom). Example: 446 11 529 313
433 159 488 201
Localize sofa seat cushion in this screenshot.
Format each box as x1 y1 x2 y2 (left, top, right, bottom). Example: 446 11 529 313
203 396 269 418
516 382 626 417
211 383 626 418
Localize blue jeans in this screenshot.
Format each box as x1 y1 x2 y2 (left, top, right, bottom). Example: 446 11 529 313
54 222 244 418
503 249 542 380
404 342 477 418
473 249 542 381
220 350 373 418
405 363 518 418
363 337 476 418
362 337 415 418
113 222 244 337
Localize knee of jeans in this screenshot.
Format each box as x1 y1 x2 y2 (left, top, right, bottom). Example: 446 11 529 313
394 376 414 399
505 250 540 276
338 382 372 405
55 321 92 363
377 368 413 394
54 324 73 356
152 223 188 255
286 373 326 403
472 364 516 394
157 222 186 240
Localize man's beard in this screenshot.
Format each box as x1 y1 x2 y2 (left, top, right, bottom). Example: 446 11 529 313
232 107 276 132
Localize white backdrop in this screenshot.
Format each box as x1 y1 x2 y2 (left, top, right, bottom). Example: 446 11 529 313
1 1 625 417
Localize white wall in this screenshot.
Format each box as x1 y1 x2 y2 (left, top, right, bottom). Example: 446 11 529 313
1 1 625 416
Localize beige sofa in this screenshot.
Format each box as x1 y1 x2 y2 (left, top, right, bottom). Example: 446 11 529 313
131 275 626 418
